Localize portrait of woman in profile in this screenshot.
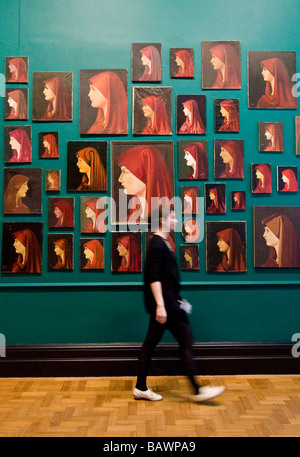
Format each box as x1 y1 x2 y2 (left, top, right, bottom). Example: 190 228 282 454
180 245 199 271
140 94 172 135
216 99 239 132
75 147 107 191
81 197 106 233
279 168 298 192
202 41 241 89
82 239 104 270
3 174 30 214
33 72 72 121
12 228 42 274
113 233 142 273
215 227 246 272
215 140 244 179
260 123 283 152
252 164 272 194
182 187 199 214
182 142 208 180
231 191 246 210
205 185 226 214
46 170 60 192
40 133 59 159
178 98 206 134
49 198 74 229
172 49 194 78
5 89 28 120
139 45 161 82
6 57 28 83
52 237 73 270
7 128 31 163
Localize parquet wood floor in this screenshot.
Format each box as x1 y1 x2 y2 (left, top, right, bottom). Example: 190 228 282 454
0 375 299 437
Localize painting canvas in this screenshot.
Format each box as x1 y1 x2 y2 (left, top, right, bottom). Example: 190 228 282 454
80 238 104 270
132 43 162 82
182 218 201 243
231 191 246 210
177 140 208 180
4 125 32 164
46 170 61 192
80 69 128 135
5 88 28 120
132 86 172 135
259 122 283 152
296 116 300 155
32 71 73 121
214 99 239 133
39 132 59 158
170 48 194 78
176 95 206 134
205 183 226 214
181 186 200 214
111 232 142 272
48 233 73 270
251 163 272 193
254 206 300 268
180 244 199 271
277 166 298 192
5 56 28 83
202 41 241 89
206 221 246 272
111 141 174 224
3 168 42 215
48 197 75 229
248 51 297 109
80 196 107 233
214 139 244 179
2 222 43 274
67 141 107 192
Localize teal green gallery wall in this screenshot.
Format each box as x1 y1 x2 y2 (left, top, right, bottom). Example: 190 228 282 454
0 0 299 344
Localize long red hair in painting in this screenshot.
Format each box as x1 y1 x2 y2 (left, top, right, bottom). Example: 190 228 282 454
281 169 298 192
76 147 106 191
116 235 141 272
183 142 208 179
6 90 27 119
3 174 30 214
83 239 104 269
42 134 59 158
254 164 272 193
12 229 42 273
179 99 206 134
141 94 172 135
216 228 246 271
139 45 161 81
210 44 241 88
218 140 244 179
218 99 239 132
42 76 72 120
174 50 194 77
7 57 27 82
9 128 31 163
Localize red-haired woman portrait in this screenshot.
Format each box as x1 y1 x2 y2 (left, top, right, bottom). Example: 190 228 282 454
133 87 172 135
215 227 246 272
182 218 201 243
50 236 73 270
231 191 246 210
171 49 194 78
278 168 298 192
7 127 31 163
215 139 244 179
252 164 272 193
12 228 42 273
132 43 161 82
182 142 208 180
33 72 72 121
215 99 239 132
81 197 106 233
177 97 206 134
40 133 59 158
202 41 241 89
205 184 226 214
3 173 30 214
6 57 28 83
49 198 74 229
81 239 104 270
180 245 199 271
5 89 28 120
260 123 283 152
46 170 60 192
182 187 199 214
112 233 142 272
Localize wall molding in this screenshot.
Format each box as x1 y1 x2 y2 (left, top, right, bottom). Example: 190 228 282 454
0 342 298 377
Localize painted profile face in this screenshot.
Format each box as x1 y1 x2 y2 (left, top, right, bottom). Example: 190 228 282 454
210 53 224 70
54 207 63 219
256 169 264 180
261 66 273 82
220 147 232 163
118 165 146 196
85 206 95 218
183 105 191 117
88 84 107 108
282 174 289 183
54 244 63 256
76 156 90 174
184 251 192 262
84 247 93 260
217 237 230 253
13 238 25 255
220 106 229 117
175 55 184 67
142 103 154 118
141 54 151 67
184 150 195 167
43 139 50 149
209 191 216 201
265 130 272 140
17 181 29 198
43 84 56 102
9 136 20 150
117 242 128 257
7 97 15 107
263 226 280 247
9 62 17 73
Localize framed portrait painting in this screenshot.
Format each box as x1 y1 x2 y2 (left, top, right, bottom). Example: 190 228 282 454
132 86 172 135
180 245 199 271
214 99 239 133
48 197 75 229
46 170 61 192
111 232 142 273
259 122 283 152
5 56 28 83
39 132 59 159
202 41 241 90
48 234 73 271
177 140 208 180
176 95 206 134
251 163 272 193
277 167 298 192
67 141 107 192
5 88 28 120
170 48 194 78
2 222 43 274
248 51 297 109
181 186 200 215
32 71 73 121
254 206 300 268
80 69 128 135
206 221 246 272
80 238 104 270
80 196 107 234
182 218 201 243
3 168 42 215
231 191 246 210
132 43 162 82
205 183 226 214
214 139 244 179
4 125 32 164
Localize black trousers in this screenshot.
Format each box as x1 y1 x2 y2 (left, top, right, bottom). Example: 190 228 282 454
136 306 200 394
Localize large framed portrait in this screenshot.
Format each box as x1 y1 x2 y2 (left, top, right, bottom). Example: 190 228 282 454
132 43 162 82
214 139 244 179
2 222 43 274
4 125 32 164
177 140 208 180
176 95 206 134
5 56 28 83
202 41 241 89
67 141 107 192
32 71 73 121
80 69 128 135
5 88 28 120
80 238 104 270
206 221 246 272
259 122 283 152
214 99 239 133
132 86 172 135
170 48 194 78
48 234 73 271
111 232 142 272
111 141 174 224
254 207 300 268
248 51 297 109
3 168 42 215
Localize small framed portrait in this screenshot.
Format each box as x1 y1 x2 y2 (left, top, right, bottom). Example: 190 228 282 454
259 122 283 152
111 141 174 224
38 132 59 159
48 234 73 271
180 245 199 271
214 139 244 179
254 206 300 268
80 69 128 135
67 141 107 192
176 95 206 134
46 170 61 192
231 191 246 210
170 48 194 78
5 88 28 120
4 125 32 164
248 51 297 109
48 197 75 229
32 71 73 121
214 99 239 133
202 41 241 89
80 238 104 270
182 218 201 243
80 196 107 234
5 57 28 83
205 183 226 214
181 186 200 214
3 168 42 215
132 86 172 135
178 140 208 180
277 167 298 192
132 43 162 82
2 222 43 274
111 232 142 273
251 163 272 194
296 116 300 155
206 221 246 272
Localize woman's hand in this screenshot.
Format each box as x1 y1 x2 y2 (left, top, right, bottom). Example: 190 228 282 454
156 303 167 324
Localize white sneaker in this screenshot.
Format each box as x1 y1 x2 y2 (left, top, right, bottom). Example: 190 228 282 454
190 385 225 402
133 387 163 401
